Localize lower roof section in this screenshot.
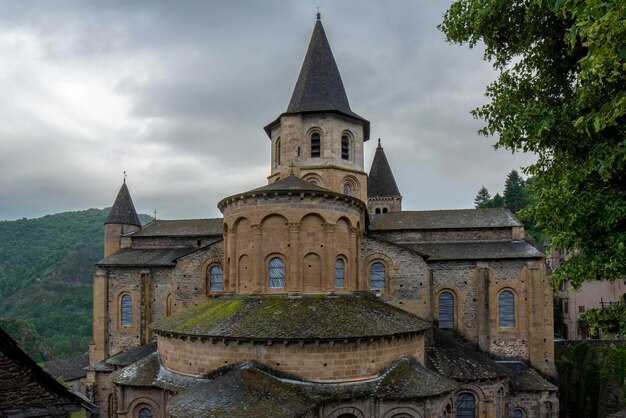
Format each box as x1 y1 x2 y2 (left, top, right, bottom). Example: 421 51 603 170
96 247 198 267
151 293 430 341
402 240 542 261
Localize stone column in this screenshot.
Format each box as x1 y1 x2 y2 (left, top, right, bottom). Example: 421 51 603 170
140 270 152 345
324 223 336 291
349 227 361 290
288 222 300 292
90 268 109 363
476 265 491 352
225 229 236 292
251 224 262 292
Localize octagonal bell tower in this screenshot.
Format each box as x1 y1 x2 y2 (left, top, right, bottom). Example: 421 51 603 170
264 14 370 203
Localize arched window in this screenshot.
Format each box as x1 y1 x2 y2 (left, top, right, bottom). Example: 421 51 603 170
375 208 381 214
341 134 350 160
121 294 132 327
343 183 351 195
311 132 321 158
456 392 476 418
209 265 223 291
165 293 172 316
499 290 515 327
495 389 503 418
511 409 525 418
276 137 281 166
335 258 345 288
370 262 385 289
138 406 153 418
268 257 285 288
438 291 455 329
382 207 388 213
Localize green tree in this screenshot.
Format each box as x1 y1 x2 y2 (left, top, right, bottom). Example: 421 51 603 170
474 186 491 207
579 302 626 337
440 0 626 288
503 170 527 213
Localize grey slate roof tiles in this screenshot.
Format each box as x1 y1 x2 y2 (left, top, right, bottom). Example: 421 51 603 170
499 361 557 392
106 341 157 367
403 240 542 261
368 139 401 198
131 218 223 237
97 247 198 267
105 182 141 227
151 293 430 340
43 353 89 382
369 208 523 230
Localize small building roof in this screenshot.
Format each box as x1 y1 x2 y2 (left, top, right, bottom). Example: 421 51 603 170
368 139 400 198
369 208 523 231
375 356 457 399
130 218 223 237
106 341 157 367
97 247 198 267
498 361 557 392
43 353 89 382
105 182 141 227
151 293 430 341
403 241 542 261
427 328 509 382
0 327 96 416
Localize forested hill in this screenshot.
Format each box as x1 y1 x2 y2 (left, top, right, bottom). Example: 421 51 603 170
0 208 152 360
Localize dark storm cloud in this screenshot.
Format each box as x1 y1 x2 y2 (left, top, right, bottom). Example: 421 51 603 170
0 1 533 220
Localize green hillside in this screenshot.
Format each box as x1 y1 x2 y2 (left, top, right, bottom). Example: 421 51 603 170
0 208 152 360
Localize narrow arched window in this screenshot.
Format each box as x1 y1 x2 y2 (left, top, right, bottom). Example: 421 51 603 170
209 265 223 291
343 183 350 195
311 132 321 158
370 262 385 289
499 290 515 327
341 134 350 160
375 208 381 214
438 291 454 329
165 293 172 316
335 258 345 288
121 294 132 327
456 393 476 418
496 389 503 418
382 207 388 213
276 137 281 166
511 409 525 418
268 257 285 288
138 407 153 418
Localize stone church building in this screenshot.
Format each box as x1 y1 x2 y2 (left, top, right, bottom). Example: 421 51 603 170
86 15 558 418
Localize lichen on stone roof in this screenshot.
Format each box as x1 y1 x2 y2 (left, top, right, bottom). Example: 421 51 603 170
427 328 509 382
106 341 157 367
403 241 542 261
131 218 223 237
151 293 429 341
375 356 457 399
498 361 557 392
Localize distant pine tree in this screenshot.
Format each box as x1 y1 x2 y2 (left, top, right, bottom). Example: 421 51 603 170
474 186 492 208
503 170 527 213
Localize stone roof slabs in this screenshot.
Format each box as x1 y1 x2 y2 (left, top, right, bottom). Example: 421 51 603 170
105 182 141 227
369 208 523 231
131 218 223 237
97 247 198 267
404 240 542 261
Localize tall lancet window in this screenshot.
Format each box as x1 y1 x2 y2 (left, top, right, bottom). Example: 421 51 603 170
335 258 345 288
311 132 321 158
268 257 285 288
341 134 350 160
120 294 132 327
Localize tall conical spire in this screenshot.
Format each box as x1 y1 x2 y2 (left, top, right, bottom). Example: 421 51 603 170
287 16 353 116
368 139 400 197
105 181 141 227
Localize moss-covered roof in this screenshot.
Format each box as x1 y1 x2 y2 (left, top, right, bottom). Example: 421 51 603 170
498 361 557 392
426 328 509 382
375 356 457 399
151 293 429 341
106 341 157 367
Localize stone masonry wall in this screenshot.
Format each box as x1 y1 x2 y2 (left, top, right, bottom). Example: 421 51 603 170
370 228 512 243
157 332 424 381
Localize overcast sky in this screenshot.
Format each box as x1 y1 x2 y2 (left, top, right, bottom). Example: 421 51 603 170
0 1 535 221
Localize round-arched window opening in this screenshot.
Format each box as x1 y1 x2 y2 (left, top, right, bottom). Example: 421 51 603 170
120 294 132 327
268 257 285 288
138 406 153 418
209 265 223 291
370 262 385 289
335 258 345 288
343 183 351 195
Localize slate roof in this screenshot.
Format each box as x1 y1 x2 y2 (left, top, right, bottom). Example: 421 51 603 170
403 241 542 261
0 327 96 416
43 353 89 382
130 218 223 237
96 247 198 267
369 208 523 231
498 361 557 392
166 357 457 418
105 182 141 227
368 139 400 198
264 16 369 140
151 293 430 341
106 341 157 367
427 328 509 382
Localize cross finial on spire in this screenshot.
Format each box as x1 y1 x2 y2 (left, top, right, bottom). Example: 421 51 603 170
123 170 127 183
316 7 321 20
154 209 157 220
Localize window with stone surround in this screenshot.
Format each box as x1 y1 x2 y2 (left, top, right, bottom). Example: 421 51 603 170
370 262 385 289
311 132 321 158
120 293 132 327
138 406 153 418
496 388 503 418
335 258 345 288
499 290 515 327
456 392 476 418
438 291 455 329
268 257 285 288
341 134 350 160
343 183 351 195
511 409 525 418
276 137 281 167
209 264 223 291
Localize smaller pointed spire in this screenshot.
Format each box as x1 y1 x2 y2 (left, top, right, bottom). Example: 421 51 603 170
105 181 141 227
368 139 401 197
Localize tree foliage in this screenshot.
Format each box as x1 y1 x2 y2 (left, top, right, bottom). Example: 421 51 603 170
441 0 626 288
474 185 491 207
579 301 626 337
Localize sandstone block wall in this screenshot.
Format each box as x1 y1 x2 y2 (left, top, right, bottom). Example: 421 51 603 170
157 333 424 381
369 227 513 243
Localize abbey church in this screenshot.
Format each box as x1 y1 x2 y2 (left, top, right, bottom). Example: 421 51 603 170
86 16 558 418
